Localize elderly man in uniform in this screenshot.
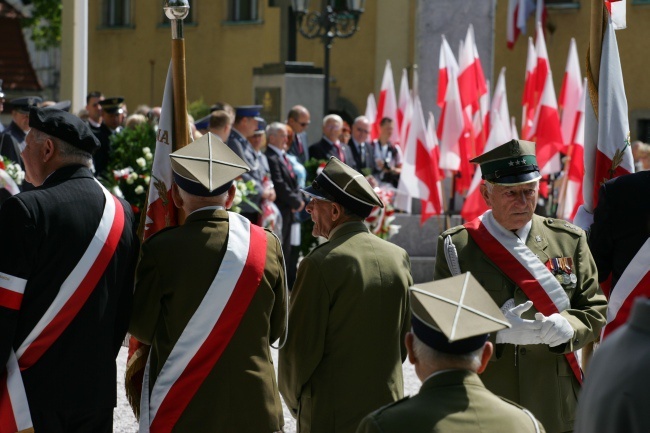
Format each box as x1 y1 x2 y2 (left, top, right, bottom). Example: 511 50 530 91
130 133 287 432
0 107 138 432
433 139 606 433
226 105 275 224
357 273 545 433
279 157 412 433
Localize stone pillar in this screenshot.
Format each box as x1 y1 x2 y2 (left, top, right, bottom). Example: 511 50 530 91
60 0 88 114
252 62 325 145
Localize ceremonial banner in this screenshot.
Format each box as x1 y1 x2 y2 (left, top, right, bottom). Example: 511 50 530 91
365 93 377 140
521 37 537 139
529 71 563 174
397 68 411 148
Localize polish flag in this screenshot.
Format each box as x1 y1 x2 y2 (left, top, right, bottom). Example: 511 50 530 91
461 68 513 222
523 23 550 141
559 38 583 151
365 93 378 140
398 94 444 224
507 0 547 49
437 35 459 108
605 0 626 29
437 57 473 194
581 13 633 216
397 68 411 147
529 70 563 175
558 78 587 222
373 60 399 144
521 37 537 139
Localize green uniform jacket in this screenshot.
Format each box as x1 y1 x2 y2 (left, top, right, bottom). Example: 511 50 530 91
129 209 286 432
356 370 545 433
279 221 413 433
434 214 607 433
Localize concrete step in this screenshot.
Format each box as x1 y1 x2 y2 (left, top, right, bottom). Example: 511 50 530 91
388 214 463 257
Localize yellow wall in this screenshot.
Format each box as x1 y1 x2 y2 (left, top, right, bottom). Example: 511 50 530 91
87 1 415 119
494 1 650 138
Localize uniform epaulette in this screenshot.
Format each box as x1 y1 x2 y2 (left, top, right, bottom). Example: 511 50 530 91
375 395 410 414
440 224 466 237
143 225 178 243
498 395 527 409
543 218 583 235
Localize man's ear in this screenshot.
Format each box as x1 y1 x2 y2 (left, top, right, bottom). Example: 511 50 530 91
42 137 56 163
479 183 492 207
331 202 343 222
171 183 183 209
224 183 237 209
477 341 494 374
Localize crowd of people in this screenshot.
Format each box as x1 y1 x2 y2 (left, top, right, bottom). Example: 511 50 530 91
0 82 648 433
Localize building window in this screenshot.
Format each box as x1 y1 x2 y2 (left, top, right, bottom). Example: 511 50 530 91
545 0 580 7
103 0 132 27
161 0 196 24
228 0 259 22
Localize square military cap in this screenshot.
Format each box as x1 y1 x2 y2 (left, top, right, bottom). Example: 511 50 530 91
410 273 510 354
302 156 384 218
11 96 43 114
100 97 125 114
29 107 101 154
471 139 541 186
170 132 250 197
235 105 264 122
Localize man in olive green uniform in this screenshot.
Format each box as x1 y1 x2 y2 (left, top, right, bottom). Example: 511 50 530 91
434 140 606 433
279 157 412 433
130 134 287 432
357 273 545 433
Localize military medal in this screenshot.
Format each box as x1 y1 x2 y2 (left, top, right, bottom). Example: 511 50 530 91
570 273 577 284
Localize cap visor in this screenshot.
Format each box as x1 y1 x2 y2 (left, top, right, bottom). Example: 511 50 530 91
254 116 265 122
301 186 332 202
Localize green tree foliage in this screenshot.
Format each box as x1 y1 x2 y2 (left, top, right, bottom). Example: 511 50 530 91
21 0 62 50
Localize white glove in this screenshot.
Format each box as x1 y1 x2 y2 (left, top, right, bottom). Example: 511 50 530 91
496 300 545 345
534 312 574 347
573 205 594 232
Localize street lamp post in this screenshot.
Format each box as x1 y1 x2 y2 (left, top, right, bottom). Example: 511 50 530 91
291 0 365 114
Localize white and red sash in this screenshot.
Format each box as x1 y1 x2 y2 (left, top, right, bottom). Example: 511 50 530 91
139 212 267 433
0 183 125 433
602 238 650 339
464 211 582 384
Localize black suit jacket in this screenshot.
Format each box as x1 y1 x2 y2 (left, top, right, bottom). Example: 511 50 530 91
308 137 352 165
288 134 308 165
91 122 114 178
265 147 302 248
0 165 138 419
347 139 376 173
589 170 650 290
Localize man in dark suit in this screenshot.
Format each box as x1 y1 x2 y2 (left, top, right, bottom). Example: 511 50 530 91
308 114 351 164
348 115 376 174
357 273 544 433
265 122 305 259
85 91 105 132
588 170 650 336
0 107 138 432
130 133 286 432
286 105 311 164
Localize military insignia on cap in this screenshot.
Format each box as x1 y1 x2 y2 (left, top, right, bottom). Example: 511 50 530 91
509 141 521 156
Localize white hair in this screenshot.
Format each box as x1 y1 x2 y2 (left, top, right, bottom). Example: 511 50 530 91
30 129 93 167
323 113 343 126
484 179 540 194
266 121 286 137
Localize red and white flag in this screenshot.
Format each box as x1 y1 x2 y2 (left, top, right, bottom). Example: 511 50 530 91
397 68 411 147
373 60 399 144
521 37 537 139
143 62 179 240
437 35 459 108
559 38 583 151
461 68 513 222
582 14 633 215
507 0 547 49
558 78 587 222
529 70 563 175
605 0 626 29
398 94 443 224
365 93 378 140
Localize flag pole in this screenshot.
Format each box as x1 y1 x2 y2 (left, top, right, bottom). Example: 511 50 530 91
166 0 190 152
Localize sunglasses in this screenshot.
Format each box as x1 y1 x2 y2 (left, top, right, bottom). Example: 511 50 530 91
299 122 310 127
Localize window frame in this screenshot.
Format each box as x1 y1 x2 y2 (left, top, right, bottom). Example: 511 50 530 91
101 0 134 28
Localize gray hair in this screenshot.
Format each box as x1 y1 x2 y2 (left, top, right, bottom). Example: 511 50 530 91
353 115 370 126
484 179 540 194
266 122 287 138
323 113 343 126
411 333 484 372
30 129 93 168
